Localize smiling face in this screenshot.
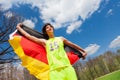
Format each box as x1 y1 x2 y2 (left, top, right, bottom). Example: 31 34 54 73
42 23 54 39
45 25 54 35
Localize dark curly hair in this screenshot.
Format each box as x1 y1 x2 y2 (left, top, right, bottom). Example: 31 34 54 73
42 23 54 39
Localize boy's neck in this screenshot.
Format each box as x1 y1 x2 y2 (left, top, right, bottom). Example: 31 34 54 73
48 33 54 38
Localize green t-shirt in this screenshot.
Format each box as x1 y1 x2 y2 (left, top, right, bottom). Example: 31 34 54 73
46 37 71 70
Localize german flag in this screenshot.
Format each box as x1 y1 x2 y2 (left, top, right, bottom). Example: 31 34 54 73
9 26 82 80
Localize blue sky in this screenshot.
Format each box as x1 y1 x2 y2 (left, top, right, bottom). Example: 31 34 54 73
0 0 120 58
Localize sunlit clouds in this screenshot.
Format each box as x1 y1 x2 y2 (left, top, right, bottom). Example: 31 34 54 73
84 44 100 55
0 0 102 34
109 36 120 48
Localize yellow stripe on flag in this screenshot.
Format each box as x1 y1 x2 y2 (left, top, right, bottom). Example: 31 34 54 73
9 36 50 80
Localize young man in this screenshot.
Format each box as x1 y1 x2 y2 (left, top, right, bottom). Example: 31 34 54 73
17 23 87 80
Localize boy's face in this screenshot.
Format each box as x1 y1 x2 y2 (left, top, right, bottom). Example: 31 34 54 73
45 25 54 35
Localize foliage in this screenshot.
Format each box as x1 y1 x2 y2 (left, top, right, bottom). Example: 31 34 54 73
95 70 120 80
73 50 120 80
0 62 38 80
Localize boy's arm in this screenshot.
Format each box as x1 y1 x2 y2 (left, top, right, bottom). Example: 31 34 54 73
16 23 46 46
61 37 87 59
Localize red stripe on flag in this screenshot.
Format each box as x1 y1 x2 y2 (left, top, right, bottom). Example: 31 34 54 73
67 52 79 64
20 36 48 64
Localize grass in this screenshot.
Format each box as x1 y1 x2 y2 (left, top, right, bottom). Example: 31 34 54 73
95 70 120 80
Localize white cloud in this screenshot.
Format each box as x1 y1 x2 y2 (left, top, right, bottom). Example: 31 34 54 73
109 36 120 48
0 0 13 10
66 21 82 34
84 44 100 55
39 0 102 33
0 0 20 10
0 0 102 34
22 19 35 29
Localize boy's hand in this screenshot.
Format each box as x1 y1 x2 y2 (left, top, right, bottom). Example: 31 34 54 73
17 23 23 28
81 52 87 60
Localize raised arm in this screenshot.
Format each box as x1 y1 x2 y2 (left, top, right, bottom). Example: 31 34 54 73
61 37 87 59
16 23 46 46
